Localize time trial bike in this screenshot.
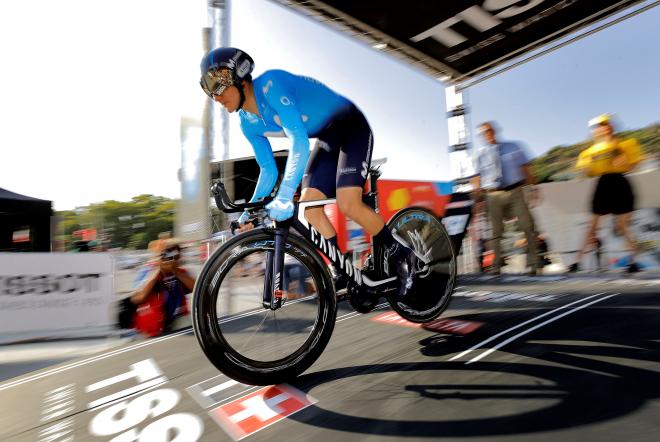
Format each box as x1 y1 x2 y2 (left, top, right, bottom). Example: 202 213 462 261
192 163 456 385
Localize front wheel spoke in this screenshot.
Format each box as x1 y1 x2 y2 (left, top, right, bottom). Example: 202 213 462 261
239 309 271 353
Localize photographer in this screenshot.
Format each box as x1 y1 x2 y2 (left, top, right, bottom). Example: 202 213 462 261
126 241 196 336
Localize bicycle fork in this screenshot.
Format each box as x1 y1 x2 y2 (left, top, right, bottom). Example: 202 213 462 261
262 225 289 310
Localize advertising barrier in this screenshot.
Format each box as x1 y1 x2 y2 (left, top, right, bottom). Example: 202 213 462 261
533 171 660 271
0 253 115 344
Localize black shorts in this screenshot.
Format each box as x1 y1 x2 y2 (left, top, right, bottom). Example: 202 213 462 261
301 105 373 198
592 173 635 215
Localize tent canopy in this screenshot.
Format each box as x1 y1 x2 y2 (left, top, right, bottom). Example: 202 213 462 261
270 0 647 84
0 187 52 215
0 187 52 252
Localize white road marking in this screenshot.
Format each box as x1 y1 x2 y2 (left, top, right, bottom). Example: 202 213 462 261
465 293 620 365
0 329 191 392
87 376 167 409
0 295 320 391
449 293 606 362
203 379 239 397
335 303 388 323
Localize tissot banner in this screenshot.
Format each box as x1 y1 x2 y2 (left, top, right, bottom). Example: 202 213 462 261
0 253 114 343
289 0 643 79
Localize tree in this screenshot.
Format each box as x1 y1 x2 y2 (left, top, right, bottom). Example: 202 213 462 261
56 195 177 250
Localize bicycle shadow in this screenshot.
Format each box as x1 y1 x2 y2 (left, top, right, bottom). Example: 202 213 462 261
288 300 660 438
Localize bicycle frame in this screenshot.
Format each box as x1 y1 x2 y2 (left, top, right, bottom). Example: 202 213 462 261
212 168 399 311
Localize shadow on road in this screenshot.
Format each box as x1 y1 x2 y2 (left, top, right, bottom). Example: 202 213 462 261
289 296 660 438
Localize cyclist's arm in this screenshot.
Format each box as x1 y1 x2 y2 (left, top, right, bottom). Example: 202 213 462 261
243 129 278 202
262 81 310 199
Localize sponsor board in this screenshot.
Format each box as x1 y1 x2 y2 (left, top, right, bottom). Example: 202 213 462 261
0 253 114 343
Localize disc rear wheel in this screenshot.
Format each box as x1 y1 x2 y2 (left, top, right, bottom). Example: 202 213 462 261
385 207 456 323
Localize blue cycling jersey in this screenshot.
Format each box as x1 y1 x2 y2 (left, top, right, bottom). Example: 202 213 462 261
239 69 354 202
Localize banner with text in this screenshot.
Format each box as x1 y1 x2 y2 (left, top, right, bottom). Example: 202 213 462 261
0 253 114 344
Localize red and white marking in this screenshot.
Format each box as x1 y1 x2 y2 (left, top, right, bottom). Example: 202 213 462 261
372 311 483 335
371 311 421 328
209 384 316 441
422 318 483 335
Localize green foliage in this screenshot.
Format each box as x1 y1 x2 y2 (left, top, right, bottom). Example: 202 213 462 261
531 122 660 182
56 195 177 250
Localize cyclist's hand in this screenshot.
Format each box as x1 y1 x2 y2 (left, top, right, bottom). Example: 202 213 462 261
266 196 295 221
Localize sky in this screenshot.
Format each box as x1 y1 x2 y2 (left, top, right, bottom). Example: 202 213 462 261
1 0 658 210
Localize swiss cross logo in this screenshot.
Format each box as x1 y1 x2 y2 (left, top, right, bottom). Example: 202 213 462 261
371 311 421 328
209 384 315 440
422 318 484 335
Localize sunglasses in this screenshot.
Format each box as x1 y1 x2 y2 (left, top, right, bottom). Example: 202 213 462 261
590 122 611 129
200 68 234 98
161 248 180 261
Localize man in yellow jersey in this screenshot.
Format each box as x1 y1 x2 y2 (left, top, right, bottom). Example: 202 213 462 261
569 114 643 273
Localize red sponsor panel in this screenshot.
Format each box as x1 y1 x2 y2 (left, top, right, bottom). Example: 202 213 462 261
72 228 97 241
422 318 484 335
209 384 315 441
371 311 421 329
377 180 451 221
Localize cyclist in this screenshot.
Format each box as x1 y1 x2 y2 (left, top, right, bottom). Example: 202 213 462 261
199 47 415 296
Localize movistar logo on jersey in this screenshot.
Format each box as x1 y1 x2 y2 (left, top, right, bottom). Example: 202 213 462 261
309 226 362 286
269 199 294 211
262 79 273 95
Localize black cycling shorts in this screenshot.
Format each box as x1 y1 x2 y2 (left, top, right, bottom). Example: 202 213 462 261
592 173 635 215
301 105 373 198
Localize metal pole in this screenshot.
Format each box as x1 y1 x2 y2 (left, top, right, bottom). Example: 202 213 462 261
445 85 476 273
207 0 234 220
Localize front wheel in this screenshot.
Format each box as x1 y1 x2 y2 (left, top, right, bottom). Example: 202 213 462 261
385 207 456 323
192 229 337 385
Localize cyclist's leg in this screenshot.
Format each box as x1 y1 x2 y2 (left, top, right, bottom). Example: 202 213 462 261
336 188 383 233
301 139 339 241
301 187 336 238
333 108 379 234
334 108 415 287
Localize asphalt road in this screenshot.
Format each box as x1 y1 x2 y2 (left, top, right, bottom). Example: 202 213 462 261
1 274 659 441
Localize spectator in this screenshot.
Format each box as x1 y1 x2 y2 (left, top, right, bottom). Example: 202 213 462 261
568 114 644 273
471 121 540 276
122 240 196 336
